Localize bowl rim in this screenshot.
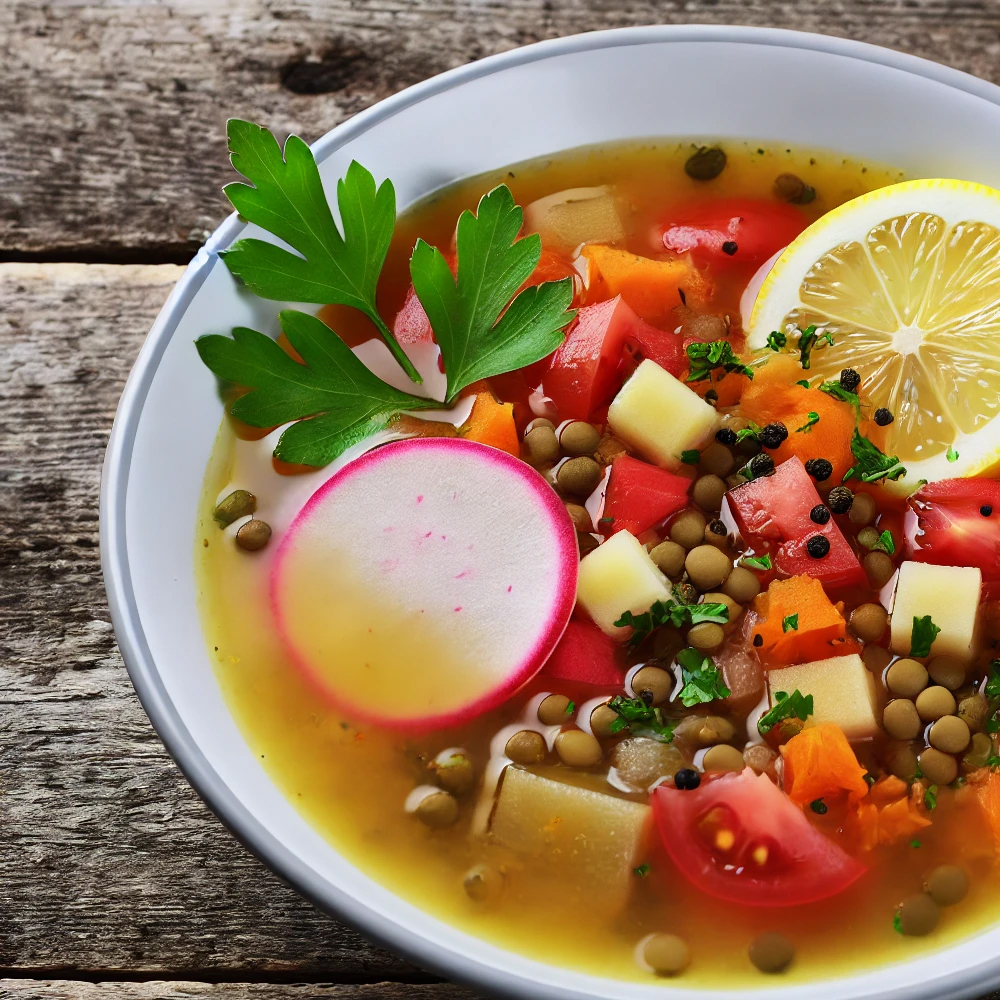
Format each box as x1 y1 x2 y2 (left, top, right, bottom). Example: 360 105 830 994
101 22 1000 1000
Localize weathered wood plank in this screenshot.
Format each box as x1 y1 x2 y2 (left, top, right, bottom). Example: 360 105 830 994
0 263 423 980
2 0 1000 258
0 983 476 1000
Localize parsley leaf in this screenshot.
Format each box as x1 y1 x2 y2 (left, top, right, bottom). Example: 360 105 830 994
220 121 421 384
677 647 732 707
614 600 729 650
843 428 906 483
633 863 651 878
947 445 960 462
893 911 903 934
795 379 811 388
987 754 1000 770
565 700 576 716
910 615 941 658
680 449 701 465
923 785 938 811
410 185 575 403
195 310 441 466
796 412 820 433
986 660 1000 699
735 421 762 445
782 613 799 633
606 695 675 743
758 689 813 735
765 331 787 351
818 380 861 414
686 340 754 383
796 325 834 370
740 553 772 571
873 529 895 555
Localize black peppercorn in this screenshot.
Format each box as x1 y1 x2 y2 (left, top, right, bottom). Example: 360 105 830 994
716 427 738 446
750 453 775 478
705 389 719 404
753 633 763 647
804 457 834 482
759 422 789 449
640 689 654 706
810 798 828 815
982 505 994 517
874 407 894 426
810 504 831 525
674 768 701 790
807 534 831 558
839 368 861 393
722 240 738 256
707 518 727 536
827 485 855 514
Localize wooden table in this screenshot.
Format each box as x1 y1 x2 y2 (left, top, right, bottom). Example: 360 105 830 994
4 3 1000 997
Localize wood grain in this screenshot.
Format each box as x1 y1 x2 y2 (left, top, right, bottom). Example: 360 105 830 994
2 0 1000 259
0 263 421 981
0 983 475 1000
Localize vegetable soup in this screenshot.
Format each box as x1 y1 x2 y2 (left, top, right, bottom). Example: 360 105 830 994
196 128 1000 985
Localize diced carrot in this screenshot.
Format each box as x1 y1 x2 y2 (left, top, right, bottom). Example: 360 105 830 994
976 771 1000 859
751 575 858 667
868 775 909 807
579 245 713 323
850 793 932 851
740 355 855 484
782 723 869 806
460 392 519 456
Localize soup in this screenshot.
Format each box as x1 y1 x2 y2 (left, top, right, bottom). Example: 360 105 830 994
195 127 1000 985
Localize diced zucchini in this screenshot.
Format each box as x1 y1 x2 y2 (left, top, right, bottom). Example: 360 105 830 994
889 561 981 661
607 359 719 470
767 653 878 740
489 766 651 909
523 186 624 252
577 529 671 638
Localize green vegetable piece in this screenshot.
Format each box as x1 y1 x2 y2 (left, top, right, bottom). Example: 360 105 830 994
987 754 1000 770
843 428 906 484
810 798 827 815
740 553 772 571
633 863 651 878
873 529 895 555
910 615 941 658
680 449 701 465
910 839 921 848
796 412 820 433
795 325 834 370
677 647 731 707
893 911 904 934
947 445 960 462
410 184 575 404
758 689 813 735
606 695 675 743
794 379 811 388
735 421 762 445
213 489 257 527
686 340 754 383
196 310 440 467
924 785 938 811
782 613 799 633
219 121 420 383
565 700 576 716
818 380 861 414
765 331 787 352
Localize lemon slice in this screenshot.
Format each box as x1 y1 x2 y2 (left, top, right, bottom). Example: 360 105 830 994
747 178 1000 491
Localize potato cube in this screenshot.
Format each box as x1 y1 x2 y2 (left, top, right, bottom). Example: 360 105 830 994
768 653 878 740
490 766 651 909
890 561 981 661
577 529 671 638
523 186 624 252
608 359 719 469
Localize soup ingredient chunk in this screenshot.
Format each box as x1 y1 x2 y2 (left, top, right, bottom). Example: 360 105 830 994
781 724 869 805
642 932 690 976
236 519 272 552
924 865 969 906
490 767 651 909
601 456 691 536
895 894 940 936
523 186 625 252
214 489 257 526
748 931 795 973
540 620 623 688
767 654 878 740
889 562 981 660
272 438 577 728
652 768 866 906
608 359 719 470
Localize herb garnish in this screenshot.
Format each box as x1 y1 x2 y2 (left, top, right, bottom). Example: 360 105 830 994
872 529 895 555
987 754 1000 770
680 449 701 465
843 428 906 483
686 341 755 383
782 613 799 633
565 700 576 716
796 412 820 433
983 660 1000 735
893 911 904 934
735 421 763 445
758 689 814 735
606 695 675 743
795 379 811 388
614 600 729 650
633 863 651 878
796 325 835 369
923 785 938 811
947 445 960 463
765 331 787 351
740 553 773 571
910 615 941 658
677 647 732 707
818 380 861 414
910 839 922 848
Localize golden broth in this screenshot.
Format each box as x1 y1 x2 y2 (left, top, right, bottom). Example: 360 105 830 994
197 139 1000 986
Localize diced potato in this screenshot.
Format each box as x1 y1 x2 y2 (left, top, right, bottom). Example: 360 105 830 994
608 359 719 470
490 766 651 909
523 186 624 252
577 529 671 638
890 561 981 661
768 653 878 740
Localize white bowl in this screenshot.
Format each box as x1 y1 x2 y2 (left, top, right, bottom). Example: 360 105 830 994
102 24 1000 1000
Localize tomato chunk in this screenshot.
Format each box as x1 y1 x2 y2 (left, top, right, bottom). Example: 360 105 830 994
724 457 865 589
602 455 691 537
659 198 807 270
652 768 866 906
905 478 1000 581
540 619 624 687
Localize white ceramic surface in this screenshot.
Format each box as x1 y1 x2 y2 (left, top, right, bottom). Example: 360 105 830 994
101 24 1000 1000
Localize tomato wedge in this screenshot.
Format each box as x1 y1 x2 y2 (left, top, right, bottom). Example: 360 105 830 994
540 619 624 688
652 768 866 907
602 455 691 537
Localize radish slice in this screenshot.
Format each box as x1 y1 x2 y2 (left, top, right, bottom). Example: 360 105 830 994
271 438 578 730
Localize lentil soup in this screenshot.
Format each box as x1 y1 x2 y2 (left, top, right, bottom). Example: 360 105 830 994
196 129 1000 986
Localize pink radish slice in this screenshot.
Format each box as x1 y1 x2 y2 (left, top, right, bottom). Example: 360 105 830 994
271 438 578 730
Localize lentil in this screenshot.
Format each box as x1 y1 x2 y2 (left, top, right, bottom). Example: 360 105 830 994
524 425 560 465
560 421 601 456
699 442 735 477
703 743 745 772
557 456 603 497
537 694 573 726
685 146 727 180
929 715 970 754
915 686 957 722
723 566 761 603
849 602 888 642
928 656 966 691
688 621 725 652
415 790 459 829
918 747 959 786
883 699 922 741
505 730 547 764
863 551 895 588
643 933 690 976
748 932 794 973
670 510 707 550
848 492 877 526
692 474 727 512
924 865 969 907
555 729 603 767
236 519 272 551
650 540 686 577
685 544 733 590
896 894 940 936
631 666 673 706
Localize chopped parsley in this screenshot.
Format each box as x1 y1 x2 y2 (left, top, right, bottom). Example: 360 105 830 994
633 863 651 878
758 689 814 735
614 599 728 649
677 648 732 708
735 421 763 445
796 412 820 433
795 379 811 388
765 330 787 351
987 754 1000 770
680 449 701 465
893 911 904 935
565 700 576 716
818 379 861 414
843 428 906 484
909 615 941 658
923 785 938 811
947 445 960 462
686 340 755 383
810 798 828 815
872 529 895 555
740 553 773 571
910 839 922 848
606 695 675 743
782 613 799 633
984 660 1000 735
796 325 835 369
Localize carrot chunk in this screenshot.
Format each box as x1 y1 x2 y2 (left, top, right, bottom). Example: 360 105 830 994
751 575 858 667
460 392 519 456
782 723 870 806
850 791 931 851
740 355 855 484
976 771 1000 860
579 245 712 322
